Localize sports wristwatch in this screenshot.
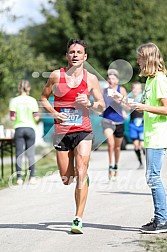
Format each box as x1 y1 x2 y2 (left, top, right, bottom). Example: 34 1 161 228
87 100 94 108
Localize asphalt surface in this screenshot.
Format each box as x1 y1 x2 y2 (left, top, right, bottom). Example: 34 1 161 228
1 145 167 252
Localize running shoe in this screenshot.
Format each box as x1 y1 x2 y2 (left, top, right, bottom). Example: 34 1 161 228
108 165 113 180
71 217 83 234
29 177 37 185
137 163 144 169
112 164 118 180
17 178 23 185
140 219 167 234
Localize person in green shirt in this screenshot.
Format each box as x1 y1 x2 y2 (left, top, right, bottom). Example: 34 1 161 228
129 43 167 234
9 80 39 185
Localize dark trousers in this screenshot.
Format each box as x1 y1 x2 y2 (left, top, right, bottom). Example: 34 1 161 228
14 127 35 179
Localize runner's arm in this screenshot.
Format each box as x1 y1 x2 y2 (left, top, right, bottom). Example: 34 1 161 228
88 75 106 114
40 71 68 122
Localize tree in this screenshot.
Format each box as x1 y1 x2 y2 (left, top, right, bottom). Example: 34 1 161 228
0 31 53 121
28 0 167 80
1 0 167 121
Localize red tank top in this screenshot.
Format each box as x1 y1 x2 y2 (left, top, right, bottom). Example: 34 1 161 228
54 68 92 135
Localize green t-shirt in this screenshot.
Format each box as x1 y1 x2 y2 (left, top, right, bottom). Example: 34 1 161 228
144 72 167 148
9 95 39 130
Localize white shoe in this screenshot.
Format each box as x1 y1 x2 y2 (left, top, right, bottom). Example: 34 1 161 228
17 178 23 185
111 176 117 182
138 164 144 169
29 177 37 185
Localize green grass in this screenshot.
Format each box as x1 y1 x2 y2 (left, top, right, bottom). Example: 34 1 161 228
35 149 57 176
0 150 58 189
140 235 167 252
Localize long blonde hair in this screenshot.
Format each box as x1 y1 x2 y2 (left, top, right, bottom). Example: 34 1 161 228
137 42 166 77
18 80 31 95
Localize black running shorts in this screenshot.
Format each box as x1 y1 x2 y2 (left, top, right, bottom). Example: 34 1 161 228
53 131 94 151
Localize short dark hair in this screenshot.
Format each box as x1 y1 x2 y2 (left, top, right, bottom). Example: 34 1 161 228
67 38 87 53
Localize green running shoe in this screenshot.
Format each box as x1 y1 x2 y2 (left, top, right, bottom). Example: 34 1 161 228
71 217 83 234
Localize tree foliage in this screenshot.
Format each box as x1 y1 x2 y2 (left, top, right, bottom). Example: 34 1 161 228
28 0 167 79
0 31 53 121
1 0 167 121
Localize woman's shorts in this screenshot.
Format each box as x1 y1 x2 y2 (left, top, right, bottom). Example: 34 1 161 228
102 119 124 138
129 122 144 141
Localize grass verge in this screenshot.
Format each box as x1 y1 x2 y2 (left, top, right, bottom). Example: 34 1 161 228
140 234 167 252
0 149 58 189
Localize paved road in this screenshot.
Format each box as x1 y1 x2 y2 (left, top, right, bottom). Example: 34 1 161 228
1 146 167 252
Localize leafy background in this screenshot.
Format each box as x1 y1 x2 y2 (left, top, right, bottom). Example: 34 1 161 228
1 0 167 123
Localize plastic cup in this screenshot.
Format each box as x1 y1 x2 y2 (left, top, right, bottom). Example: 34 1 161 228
108 89 114 96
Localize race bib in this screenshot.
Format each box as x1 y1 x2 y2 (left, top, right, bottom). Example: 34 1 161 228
60 108 82 126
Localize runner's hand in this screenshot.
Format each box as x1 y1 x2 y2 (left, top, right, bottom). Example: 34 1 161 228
75 93 89 106
55 112 68 123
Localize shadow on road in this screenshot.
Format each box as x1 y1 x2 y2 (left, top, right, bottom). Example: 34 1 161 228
97 191 151 196
0 222 139 234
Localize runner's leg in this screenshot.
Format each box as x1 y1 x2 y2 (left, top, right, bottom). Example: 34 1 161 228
56 150 75 185
103 128 114 165
114 136 123 165
74 139 92 218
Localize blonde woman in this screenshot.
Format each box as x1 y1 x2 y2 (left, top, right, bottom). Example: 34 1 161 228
129 43 167 233
9 80 39 185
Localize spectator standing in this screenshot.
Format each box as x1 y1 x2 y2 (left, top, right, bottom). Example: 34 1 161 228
9 80 39 185
129 42 167 233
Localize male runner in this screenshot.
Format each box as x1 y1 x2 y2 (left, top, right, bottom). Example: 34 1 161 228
40 38 105 234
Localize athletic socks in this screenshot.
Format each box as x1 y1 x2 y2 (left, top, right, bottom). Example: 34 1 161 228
135 149 142 164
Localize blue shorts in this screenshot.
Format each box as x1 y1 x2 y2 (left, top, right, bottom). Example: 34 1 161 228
129 122 144 141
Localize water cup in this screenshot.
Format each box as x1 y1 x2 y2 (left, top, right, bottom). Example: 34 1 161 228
108 89 114 96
